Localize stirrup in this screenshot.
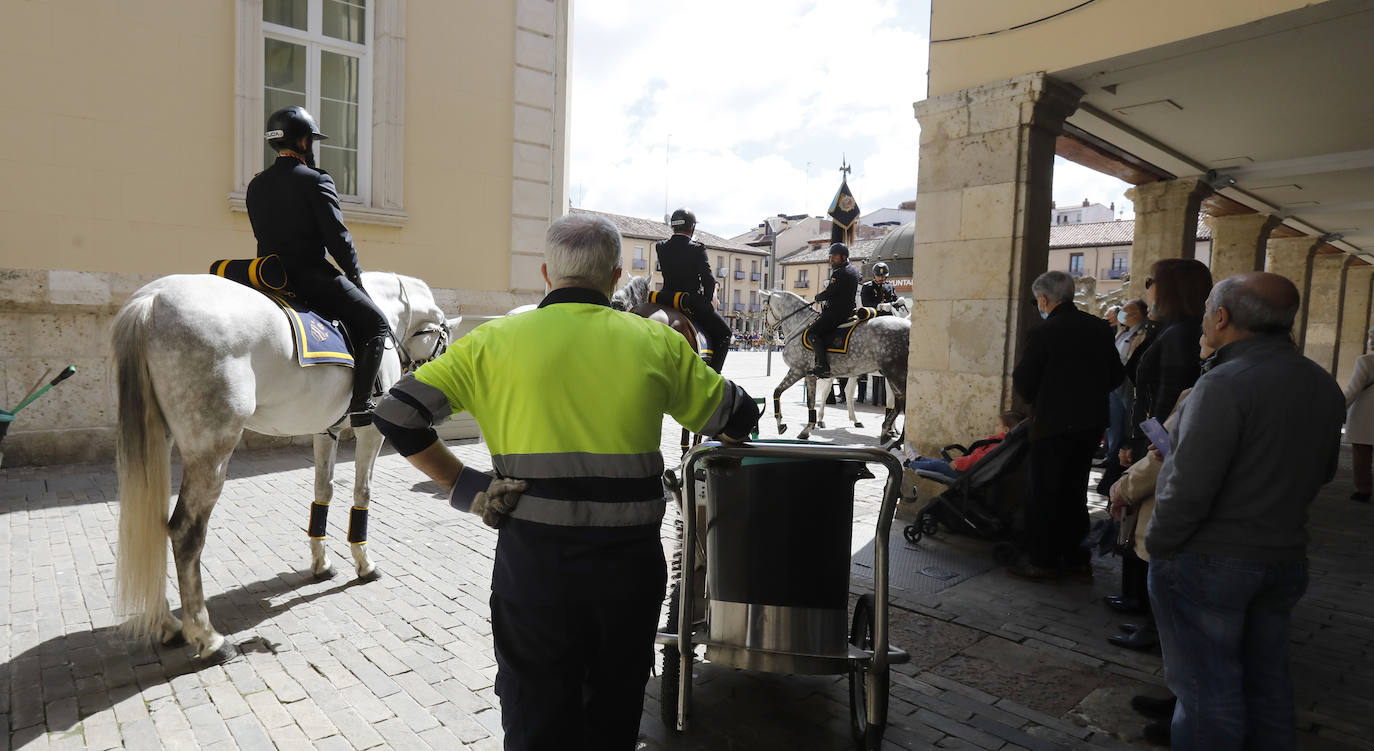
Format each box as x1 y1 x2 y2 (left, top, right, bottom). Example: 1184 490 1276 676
348 400 376 428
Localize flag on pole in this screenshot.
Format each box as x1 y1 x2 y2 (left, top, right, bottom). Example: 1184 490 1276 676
828 178 860 244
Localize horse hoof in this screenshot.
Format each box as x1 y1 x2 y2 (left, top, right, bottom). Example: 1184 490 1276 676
778 424 788 434
199 640 238 665
312 566 339 581
855 422 864 429
161 631 187 648
356 568 383 583
817 421 826 428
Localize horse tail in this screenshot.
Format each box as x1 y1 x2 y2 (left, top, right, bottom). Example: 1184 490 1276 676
112 289 171 639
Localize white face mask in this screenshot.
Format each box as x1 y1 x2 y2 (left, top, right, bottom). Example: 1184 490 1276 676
1117 310 1127 324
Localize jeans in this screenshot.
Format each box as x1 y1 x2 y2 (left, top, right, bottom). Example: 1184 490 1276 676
1148 552 1308 751
906 457 961 481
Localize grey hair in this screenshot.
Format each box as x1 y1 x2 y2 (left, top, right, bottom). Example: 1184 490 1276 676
1031 271 1075 305
1125 298 1148 316
544 213 622 288
1209 276 1297 335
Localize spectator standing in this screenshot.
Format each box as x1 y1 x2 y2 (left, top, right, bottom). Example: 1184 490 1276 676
1099 298 1150 492
1147 272 1345 750
1342 327 1374 503
1107 261 1213 650
1009 271 1124 580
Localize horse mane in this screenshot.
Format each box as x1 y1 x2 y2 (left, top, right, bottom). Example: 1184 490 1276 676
611 275 650 311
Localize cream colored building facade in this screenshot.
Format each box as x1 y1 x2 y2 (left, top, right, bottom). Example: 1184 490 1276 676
909 0 1374 455
582 209 771 333
0 0 571 465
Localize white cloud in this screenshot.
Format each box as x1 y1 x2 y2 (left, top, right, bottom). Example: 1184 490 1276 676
1053 158 1135 220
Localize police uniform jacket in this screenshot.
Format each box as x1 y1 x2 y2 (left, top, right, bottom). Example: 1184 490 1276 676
860 280 897 308
815 263 862 318
657 234 716 300
246 155 362 289
373 287 758 605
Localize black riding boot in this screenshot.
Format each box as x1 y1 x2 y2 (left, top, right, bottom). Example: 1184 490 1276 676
812 345 831 378
349 335 386 428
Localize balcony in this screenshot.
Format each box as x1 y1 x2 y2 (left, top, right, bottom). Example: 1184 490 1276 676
749 303 761 312
733 303 745 312
751 272 761 281
734 270 745 280
1068 269 1085 278
632 259 647 270
716 268 726 278
795 280 810 289
1104 267 1127 280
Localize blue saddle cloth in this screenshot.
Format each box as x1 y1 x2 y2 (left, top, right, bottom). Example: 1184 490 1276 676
266 294 355 368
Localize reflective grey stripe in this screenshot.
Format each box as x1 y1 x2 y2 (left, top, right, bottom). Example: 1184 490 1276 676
493 451 664 479
506 494 667 527
376 374 453 428
699 378 744 436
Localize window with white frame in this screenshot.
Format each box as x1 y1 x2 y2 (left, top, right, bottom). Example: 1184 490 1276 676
263 0 370 199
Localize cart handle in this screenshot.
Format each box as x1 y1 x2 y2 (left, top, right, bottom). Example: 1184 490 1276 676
9 365 76 415
676 440 905 733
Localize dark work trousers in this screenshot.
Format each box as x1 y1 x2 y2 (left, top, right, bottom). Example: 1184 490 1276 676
1121 550 1149 605
683 295 732 372
1024 431 1100 568
299 273 390 346
1354 443 1373 495
491 591 663 751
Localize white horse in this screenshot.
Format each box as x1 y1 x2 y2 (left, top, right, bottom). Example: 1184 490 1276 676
763 289 908 443
113 272 455 661
814 297 910 428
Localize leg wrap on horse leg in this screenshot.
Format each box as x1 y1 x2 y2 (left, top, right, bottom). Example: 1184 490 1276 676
347 506 369 544
308 502 329 539
808 407 817 425
773 395 782 421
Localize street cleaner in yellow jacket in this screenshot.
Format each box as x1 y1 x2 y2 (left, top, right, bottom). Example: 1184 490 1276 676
373 212 760 751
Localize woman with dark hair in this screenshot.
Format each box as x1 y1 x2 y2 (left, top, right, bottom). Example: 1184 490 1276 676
1105 258 1212 651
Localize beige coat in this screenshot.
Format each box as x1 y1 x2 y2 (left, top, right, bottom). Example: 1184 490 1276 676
1115 388 1191 561
1344 353 1374 444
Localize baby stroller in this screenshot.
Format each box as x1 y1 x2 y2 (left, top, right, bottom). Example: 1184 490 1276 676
902 419 1031 563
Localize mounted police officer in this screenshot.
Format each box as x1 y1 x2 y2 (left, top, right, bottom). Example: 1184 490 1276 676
372 212 760 750
861 261 899 314
247 106 390 427
808 242 862 378
657 208 732 372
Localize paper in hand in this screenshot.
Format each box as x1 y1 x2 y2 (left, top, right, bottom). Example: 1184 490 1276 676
449 467 495 512
1139 417 1171 460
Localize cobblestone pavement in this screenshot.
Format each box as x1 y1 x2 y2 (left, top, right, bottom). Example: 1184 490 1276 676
2 352 1371 750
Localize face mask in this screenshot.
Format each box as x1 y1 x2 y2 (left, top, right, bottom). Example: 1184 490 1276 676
1040 311 1049 320
1117 310 1127 324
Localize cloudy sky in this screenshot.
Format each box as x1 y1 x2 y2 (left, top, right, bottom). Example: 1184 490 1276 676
568 0 1133 239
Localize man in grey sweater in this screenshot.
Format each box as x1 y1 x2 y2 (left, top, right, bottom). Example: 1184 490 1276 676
1146 272 1345 751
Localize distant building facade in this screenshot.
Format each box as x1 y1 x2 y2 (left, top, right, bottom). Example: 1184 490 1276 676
1049 219 1214 295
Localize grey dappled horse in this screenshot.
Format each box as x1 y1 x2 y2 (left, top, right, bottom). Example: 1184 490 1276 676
113 272 455 661
762 289 908 443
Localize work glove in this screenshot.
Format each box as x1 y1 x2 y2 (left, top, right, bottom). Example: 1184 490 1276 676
471 477 528 528
878 302 893 313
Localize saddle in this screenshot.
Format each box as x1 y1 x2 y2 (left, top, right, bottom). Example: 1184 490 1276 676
803 307 878 354
630 290 711 360
210 256 355 367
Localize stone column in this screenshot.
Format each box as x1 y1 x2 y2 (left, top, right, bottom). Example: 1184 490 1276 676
1122 178 1212 300
1336 261 1374 386
1203 213 1281 281
906 73 1082 454
1302 253 1346 373
1265 236 1323 349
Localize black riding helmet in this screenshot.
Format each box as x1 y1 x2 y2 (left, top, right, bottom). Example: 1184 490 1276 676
670 208 697 231
872 261 889 277
265 106 329 152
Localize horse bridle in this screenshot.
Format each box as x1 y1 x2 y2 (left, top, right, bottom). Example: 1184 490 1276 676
394 276 451 372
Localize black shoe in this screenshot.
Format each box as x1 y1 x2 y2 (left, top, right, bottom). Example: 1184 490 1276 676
1131 694 1177 720
1352 492 1371 503
1108 626 1159 651
1142 719 1172 746
1104 595 1147 614
811 366 831 379
1005 558 1061 582
1118 623 1143 634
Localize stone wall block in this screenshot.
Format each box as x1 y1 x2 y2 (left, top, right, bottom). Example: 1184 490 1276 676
960 183 1015 241
511 142 552 182
509 252 544 293
46 270 110 306
510 178 551 219
515 0 556 35
513 104 553 145
0 268 48 308
514 67 554 108
904 370 1005 455
948 299 1009 376
916 107 969 145
514 29 555 73
510 216 548 256
913 239 1014 301
907 300 952 372
917 130 1019 193
967 99 1021 135
914 190 962 244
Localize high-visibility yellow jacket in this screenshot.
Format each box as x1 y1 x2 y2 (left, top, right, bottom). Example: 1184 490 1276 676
374 287 757 602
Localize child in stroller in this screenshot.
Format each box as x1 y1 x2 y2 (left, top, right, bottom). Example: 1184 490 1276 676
901 412 1031 550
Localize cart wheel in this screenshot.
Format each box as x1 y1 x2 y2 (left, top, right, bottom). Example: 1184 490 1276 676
902 523 922 545
993 541 1019 567
660 583 686 732
848 594 886 750
921 513 939 536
